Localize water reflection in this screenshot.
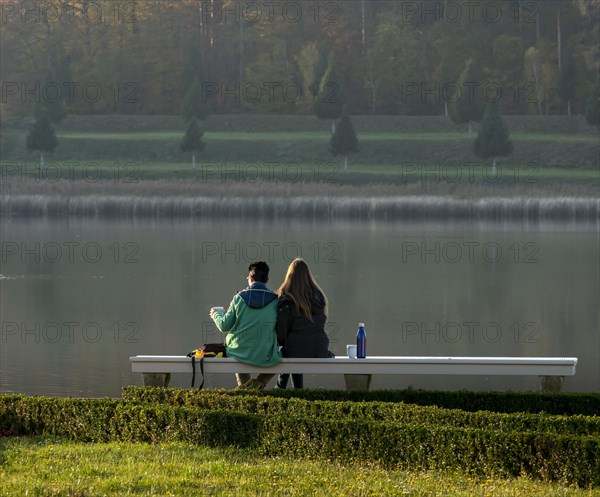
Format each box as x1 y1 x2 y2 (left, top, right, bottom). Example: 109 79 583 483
1 217 598 396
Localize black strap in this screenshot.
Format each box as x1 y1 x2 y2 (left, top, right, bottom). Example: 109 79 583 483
198 356 205 390
190 355 205 390
191 355 196 388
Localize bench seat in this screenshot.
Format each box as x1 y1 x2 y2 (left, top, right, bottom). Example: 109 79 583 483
130 355 577 392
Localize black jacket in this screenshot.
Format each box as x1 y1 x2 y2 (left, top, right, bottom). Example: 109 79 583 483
276 290 329 358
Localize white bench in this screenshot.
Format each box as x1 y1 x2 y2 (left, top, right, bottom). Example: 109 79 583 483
129 355 578 392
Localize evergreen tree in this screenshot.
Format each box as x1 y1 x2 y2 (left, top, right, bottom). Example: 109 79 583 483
180 117 204 169
474 100 514 171
585 84 600 127
329 110 359 172
182 76 210 122
26 113 58 171
314 55 345 134
448 59 486 138
558 46 577 116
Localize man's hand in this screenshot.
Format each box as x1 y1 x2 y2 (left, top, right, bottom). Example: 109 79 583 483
210 306 225 318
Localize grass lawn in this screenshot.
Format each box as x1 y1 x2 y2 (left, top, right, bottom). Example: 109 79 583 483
56 130 599 143
3 159 597 183
1 437 597 497
4 120 596 193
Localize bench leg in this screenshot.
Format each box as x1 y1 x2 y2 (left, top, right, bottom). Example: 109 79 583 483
142 373 171 387
540 376 563 393
344 374 372 391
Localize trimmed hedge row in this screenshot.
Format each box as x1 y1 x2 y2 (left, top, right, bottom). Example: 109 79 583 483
1 395 598 487
119 388 600 437
263 416 600 488
0 396 254 446
123 386 600 416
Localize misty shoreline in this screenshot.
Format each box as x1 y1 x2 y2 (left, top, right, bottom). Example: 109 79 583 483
2 192 598 222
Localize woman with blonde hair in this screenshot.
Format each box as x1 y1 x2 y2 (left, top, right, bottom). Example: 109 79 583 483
276 258 330 389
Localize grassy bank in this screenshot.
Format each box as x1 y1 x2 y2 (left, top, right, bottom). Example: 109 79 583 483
1 437 598 497
51 130 600 144
3 129 597 171
2 158 598 183
2 114 597 204
1 162 598 202
2 114 598 174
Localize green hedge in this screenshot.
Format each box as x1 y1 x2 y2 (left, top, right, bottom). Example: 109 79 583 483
1 394 598 487
119 388 600 437
0 395 257 446
123 386 600 416
264 415 600 488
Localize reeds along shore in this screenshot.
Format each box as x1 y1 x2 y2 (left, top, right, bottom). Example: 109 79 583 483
2 193 599 221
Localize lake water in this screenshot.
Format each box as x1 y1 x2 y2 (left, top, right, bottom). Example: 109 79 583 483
1 217 598 396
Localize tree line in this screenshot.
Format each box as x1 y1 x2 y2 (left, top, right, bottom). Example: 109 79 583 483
2 0 599 118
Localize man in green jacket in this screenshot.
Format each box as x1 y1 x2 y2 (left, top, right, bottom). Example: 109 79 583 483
210 261 281 388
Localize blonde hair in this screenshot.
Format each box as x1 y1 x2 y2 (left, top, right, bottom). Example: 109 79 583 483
277 258 327 320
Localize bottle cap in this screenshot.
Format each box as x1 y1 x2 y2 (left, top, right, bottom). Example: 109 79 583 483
358 322 365 327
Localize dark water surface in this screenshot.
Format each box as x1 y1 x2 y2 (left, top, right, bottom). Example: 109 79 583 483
1 217 598 396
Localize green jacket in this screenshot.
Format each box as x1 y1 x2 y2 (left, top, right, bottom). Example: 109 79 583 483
211 282 282 367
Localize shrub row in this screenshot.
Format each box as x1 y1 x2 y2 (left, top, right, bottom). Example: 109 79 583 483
1 394 598 488
119 388 600 437
123 386 600 416
0 395 252 446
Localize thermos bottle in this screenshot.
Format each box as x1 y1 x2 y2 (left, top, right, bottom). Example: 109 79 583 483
357 322 366 359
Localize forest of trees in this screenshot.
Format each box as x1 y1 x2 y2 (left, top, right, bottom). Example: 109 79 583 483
1 0 598 117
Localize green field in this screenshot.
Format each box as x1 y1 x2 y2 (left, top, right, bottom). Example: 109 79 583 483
2 115 598 197
2 158 597 185
1 438 598 497
55 130 599 143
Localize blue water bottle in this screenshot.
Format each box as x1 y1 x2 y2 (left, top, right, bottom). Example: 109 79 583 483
357 322 366 359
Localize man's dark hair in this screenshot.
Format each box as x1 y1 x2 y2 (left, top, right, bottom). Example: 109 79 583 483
248 261 269 283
